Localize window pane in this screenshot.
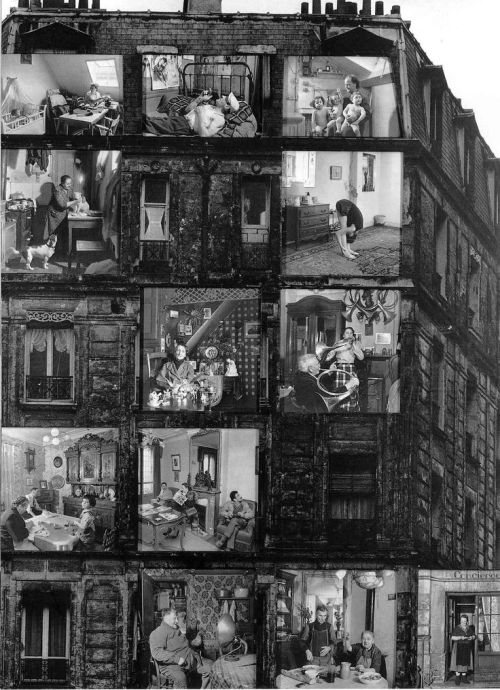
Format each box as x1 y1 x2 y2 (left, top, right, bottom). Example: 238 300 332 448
29 349 48 377
86 59 119 88
48 607 66 658
25 606 43 657
145 179 167 205
242 178 267 225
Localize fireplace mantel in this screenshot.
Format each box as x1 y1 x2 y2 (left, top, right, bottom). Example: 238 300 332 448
194 487 221 536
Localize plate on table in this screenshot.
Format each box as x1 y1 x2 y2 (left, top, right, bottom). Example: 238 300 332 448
358 671 382 685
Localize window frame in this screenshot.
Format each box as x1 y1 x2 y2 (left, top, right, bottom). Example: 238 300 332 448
241 176 271 231
139 445 155 496
24 327 75 404
86 58 119 88
21 604 70 683
139 176 171 261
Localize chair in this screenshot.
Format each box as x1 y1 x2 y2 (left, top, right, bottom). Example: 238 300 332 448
102 526 117 552
151 657 173 689
46 89 70 134
147 352 168 378
215 500 257 553
94 114 121 136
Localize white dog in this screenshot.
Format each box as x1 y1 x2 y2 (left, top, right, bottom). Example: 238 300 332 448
23 234 58 270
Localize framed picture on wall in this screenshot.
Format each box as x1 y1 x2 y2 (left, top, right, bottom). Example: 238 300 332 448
172 454 181 471
39 480 48 489
329 165 342 180
203 308 212 319
244 321 261 339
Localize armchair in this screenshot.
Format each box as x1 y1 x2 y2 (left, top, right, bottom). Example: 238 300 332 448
215 499 257 552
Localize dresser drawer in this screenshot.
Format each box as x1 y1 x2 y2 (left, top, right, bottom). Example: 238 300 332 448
297 204 329 218
300 214 330 231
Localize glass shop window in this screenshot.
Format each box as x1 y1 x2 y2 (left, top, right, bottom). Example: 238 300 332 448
25 327 74 402
86 59 119 88
478 595 500 653
241 177 270 228
21 603 70 684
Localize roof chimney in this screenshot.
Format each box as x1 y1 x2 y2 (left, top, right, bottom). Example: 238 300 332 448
375 0 384 14
18 0 29 6
361 0 372 14
312 0 321 13
325 2 334 13
345 1 357 13
337 0 347 12
92 0 100 8
79 0 89 7
184 0 222 12
301 2 309 13
391 4 400 13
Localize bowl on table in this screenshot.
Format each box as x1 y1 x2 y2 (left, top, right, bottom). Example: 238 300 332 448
358 671 382 685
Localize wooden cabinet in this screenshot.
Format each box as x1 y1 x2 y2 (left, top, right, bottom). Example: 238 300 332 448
63 496 115 529
285 204 330 248
65 433 117 489
37 488 56 512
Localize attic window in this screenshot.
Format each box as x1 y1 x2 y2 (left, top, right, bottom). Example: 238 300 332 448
86 59 119 88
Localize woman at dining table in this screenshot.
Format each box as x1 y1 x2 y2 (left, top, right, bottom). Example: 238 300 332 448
75 494 99 550
0 496 31 551
85 83 103 106
450 614 476 685
344 630 383 673
152 345 196 393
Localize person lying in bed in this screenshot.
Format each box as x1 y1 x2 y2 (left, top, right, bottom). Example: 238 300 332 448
146 90 240 137
184 90 240 136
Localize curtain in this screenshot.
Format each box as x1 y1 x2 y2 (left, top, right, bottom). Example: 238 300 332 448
53 329 74 353
1 442 16 509
48 606 67 658
480 596 500 652
27 329 48 353
152 440 163 497
25 605 43 657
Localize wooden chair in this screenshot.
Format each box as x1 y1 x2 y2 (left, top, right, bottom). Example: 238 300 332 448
151 657 173 689
94 114 121 136
147 352 168 378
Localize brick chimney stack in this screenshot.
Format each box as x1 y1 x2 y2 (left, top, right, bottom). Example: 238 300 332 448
184 0 222 12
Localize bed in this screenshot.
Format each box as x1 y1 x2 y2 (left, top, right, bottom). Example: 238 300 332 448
143 59 258 138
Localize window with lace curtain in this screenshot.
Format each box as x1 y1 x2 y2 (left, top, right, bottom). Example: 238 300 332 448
24 327 75 402
21 602 70 685
139 444 155 495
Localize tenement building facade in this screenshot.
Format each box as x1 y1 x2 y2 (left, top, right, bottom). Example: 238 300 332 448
1 0 499 688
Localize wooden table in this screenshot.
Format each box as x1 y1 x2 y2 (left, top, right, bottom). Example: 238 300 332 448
67 214 104 268
138 506 187 550
56 102 119 135
276 670 389 689
25 513 81 552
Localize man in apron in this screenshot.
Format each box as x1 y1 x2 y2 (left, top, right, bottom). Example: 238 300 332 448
303 606 336 667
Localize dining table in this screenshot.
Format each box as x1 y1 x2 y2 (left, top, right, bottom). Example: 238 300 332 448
56 101 119 135
21 512 81 552
276 668 389 689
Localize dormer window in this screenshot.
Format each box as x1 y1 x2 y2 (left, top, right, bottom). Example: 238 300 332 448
422 65 445 157
456 112 476 198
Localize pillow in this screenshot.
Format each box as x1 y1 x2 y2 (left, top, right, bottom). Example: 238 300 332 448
49 93 68 107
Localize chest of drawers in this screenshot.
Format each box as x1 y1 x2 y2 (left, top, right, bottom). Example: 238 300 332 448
285 204 330 248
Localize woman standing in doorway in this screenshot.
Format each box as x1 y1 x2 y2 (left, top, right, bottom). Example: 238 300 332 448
450 614 475 685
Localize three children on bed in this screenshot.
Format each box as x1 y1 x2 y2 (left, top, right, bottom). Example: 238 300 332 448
311 75 370 138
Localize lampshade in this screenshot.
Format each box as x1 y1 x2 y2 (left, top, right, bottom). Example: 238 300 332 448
217 613 236 647
52 438 60 446
335 569 347 580
51 428 59 437
42 435 50 444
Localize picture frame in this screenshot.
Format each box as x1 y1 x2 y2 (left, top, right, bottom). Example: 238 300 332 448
244 321 261 339
39 480 48 489
20 54 32 65
203 308 212 319
330 165 342 180
53 456 63 469
26 476 33 486
171 454 181 471
184 324 193 335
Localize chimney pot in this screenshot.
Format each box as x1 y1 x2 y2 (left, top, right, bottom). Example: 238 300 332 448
337 0 346 11
345 1 357 13
91 0 100 8
312 0 321 13
79 0 88 7
361 0 371 14
18 0 29 7
391 4 400 13
375 0 384 14
301 2 309 13
325 1 334 12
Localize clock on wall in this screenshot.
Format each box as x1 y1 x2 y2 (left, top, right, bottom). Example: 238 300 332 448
53 456 63 468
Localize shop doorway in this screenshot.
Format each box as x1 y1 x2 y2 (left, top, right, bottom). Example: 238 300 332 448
446 594 500 681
